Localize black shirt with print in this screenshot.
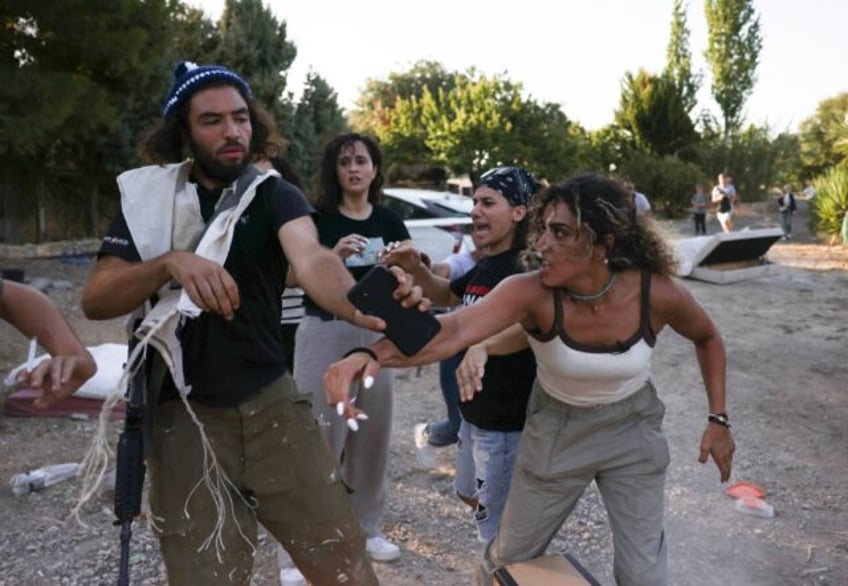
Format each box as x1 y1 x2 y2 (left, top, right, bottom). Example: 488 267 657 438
450 249 536 432
98 175 313 407
302 206 410 314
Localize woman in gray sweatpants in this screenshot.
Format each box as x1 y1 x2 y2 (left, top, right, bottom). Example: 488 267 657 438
295 317 394 537
293 133 411 565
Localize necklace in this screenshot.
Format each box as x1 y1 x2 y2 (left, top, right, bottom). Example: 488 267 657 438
565 272 617 302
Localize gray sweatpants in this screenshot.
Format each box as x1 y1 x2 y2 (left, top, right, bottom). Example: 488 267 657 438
476 380 670 586
294 315 395 538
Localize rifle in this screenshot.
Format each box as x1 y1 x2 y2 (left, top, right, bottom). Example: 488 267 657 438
114 337 147 586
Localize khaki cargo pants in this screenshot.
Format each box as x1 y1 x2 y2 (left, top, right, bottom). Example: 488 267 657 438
148 372 377 585
477 381 670 586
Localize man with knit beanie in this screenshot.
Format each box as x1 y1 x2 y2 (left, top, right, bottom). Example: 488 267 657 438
81 61 422 585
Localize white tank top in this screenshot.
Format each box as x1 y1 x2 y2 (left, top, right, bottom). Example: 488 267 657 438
527 272 656 407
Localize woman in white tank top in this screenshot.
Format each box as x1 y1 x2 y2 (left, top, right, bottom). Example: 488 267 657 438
325 173 735 586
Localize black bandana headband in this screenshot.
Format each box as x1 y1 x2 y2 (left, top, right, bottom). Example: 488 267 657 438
478 166 542 206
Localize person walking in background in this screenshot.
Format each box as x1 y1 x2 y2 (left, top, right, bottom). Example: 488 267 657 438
690 183 708 235
712 173 736 232
382 166 541 543
80 62 422 586
727 174 740 216
326 173 734 586
0 278 97 408
777 183 797 240
292 132 411 572
623 180 652 217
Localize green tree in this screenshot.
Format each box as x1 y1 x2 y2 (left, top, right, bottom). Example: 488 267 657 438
511 100 580 182
364 65 582 184
704 0 762 143
697 123 800 201
666 0 699 114
216 0 297 119
617 153 704 217
0 0 173 242
614 69 699 158
798 92 848 178
350 60 456 136
414 74 524 181
374 90 431 169
588 124 638 176
283 71 348 192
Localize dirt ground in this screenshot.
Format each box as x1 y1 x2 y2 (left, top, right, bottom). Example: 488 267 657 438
1 203 846 585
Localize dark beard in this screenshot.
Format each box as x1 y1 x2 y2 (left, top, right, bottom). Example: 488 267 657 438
189 138 251 186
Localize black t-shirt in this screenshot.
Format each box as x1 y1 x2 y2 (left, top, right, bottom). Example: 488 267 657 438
450 249 536 432
302 205 410 313
98 175 313 406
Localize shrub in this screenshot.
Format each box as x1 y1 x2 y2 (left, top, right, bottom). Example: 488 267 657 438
809 165 848 242
618 153 704 218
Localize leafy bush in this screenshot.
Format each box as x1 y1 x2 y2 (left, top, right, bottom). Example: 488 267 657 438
809 165 848 242
618 153 704 218
694 122 801 203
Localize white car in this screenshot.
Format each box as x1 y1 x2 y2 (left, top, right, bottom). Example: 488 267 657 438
382 187 473 219
382 188 475 262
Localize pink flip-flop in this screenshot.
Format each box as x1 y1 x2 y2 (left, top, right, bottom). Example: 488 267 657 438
724 481 766 500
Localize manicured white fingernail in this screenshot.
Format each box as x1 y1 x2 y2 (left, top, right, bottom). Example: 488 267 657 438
363 376 374 389
27 337 38 371
347 418 359 432
356 413 369 421
336 402 344 416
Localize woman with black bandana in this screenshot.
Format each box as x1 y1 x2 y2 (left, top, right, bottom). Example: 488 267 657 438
381 166 542 543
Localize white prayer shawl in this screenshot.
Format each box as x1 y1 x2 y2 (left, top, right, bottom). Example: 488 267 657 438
75 162 276 559
118 161 276 395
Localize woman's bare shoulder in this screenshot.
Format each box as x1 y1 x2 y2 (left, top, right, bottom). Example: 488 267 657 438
649 272 702 320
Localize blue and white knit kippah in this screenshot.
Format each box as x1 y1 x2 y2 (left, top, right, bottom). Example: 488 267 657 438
478 166 542 207
162 61 253 119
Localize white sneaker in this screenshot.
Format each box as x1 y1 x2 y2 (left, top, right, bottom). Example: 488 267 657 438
366 535 401 562
413 423 438 469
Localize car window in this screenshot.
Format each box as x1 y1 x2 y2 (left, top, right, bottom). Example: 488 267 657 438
382 196 427 220
426 202 468 218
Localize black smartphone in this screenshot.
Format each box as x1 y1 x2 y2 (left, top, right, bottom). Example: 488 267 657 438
347 265 442 356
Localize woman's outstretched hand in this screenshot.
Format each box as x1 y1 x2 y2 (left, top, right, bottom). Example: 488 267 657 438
323 349 382 432
456 343 488 401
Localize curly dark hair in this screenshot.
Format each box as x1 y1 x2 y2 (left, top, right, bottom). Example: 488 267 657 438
315 133 384 214
527 173 678 276
139 80 284 165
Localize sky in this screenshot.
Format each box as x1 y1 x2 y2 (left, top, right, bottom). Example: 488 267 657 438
189 0 847 133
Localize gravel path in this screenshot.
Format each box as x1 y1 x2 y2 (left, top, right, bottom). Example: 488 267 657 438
1 205 846 585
